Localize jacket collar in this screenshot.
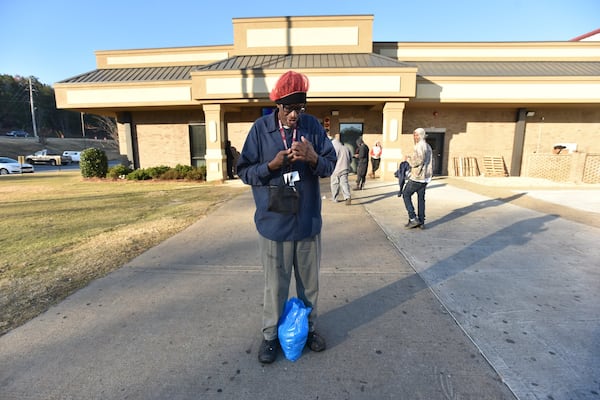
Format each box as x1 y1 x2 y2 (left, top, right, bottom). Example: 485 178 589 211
266 110 304 133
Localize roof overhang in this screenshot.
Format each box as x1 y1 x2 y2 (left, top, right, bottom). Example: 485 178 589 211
190 68 417 102
54 80 195 111
190 53 417 102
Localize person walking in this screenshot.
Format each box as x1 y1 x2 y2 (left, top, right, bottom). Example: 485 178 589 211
225 140 235 179
370 141 382 178
329 134 352 205
354 136 369 190
236 70 337 364
403 128 433 229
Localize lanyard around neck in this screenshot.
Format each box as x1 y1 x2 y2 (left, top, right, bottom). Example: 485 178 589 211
278 119 296 150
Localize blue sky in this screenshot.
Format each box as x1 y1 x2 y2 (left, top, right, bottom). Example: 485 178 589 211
1 0 598 85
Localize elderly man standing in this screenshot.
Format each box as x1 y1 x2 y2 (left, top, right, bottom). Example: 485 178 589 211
403 128 433 229
236 70 337 364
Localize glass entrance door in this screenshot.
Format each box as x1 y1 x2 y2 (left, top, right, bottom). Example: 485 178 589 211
425 131 444 175
339 123 363 173
189 124 206 168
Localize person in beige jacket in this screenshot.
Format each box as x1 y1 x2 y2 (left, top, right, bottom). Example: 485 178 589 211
403 128 433 229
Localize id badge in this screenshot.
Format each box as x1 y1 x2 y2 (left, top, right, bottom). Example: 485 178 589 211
283 171 300 186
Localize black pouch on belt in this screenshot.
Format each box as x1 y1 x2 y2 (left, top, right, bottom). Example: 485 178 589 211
267 156 299 214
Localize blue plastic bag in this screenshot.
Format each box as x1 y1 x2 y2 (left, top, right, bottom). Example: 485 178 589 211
277 298 312 362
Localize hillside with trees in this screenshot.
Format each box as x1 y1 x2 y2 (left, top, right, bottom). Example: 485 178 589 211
0 74 115 140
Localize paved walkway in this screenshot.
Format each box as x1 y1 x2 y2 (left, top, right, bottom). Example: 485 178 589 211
1 177 598 400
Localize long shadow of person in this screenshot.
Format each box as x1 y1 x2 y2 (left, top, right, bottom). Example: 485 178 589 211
358 182 447 205
426 192 527 229
319 213 558 349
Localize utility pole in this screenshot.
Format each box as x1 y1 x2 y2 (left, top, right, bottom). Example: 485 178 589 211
28 77 38 138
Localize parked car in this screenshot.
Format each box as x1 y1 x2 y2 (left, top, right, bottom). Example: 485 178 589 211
5 130 29 137
63 151 81 162
0 157 35 174
25 149 71 166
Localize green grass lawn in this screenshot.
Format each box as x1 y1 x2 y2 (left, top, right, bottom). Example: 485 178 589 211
0 171 247 335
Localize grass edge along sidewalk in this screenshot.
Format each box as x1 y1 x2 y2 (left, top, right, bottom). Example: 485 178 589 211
0 171 247 336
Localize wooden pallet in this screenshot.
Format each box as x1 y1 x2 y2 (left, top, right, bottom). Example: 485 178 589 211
482 156 508 177
453 157 480 176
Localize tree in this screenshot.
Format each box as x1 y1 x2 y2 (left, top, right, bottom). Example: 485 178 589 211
0 74 112 139
85 114 118 144
0 74 31 131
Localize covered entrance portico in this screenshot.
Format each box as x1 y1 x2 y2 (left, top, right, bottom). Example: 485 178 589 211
191 61 416 181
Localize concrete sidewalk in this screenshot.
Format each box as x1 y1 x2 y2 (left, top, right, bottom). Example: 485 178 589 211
1 177 598 399
360 178 600 400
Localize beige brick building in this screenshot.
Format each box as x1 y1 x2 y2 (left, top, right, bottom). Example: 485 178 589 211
54 15 600 183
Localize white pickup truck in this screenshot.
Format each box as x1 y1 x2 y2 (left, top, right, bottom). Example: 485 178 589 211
63 151 81 162
25 149 72 166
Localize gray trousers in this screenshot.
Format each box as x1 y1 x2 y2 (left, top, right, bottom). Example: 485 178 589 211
330 171 351 201
258 234 321 340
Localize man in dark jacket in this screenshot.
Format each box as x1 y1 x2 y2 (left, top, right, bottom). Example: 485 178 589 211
354 136 369 190
237 71 337 364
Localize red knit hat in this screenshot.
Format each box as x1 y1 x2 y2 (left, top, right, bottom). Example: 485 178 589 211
270 71 309 104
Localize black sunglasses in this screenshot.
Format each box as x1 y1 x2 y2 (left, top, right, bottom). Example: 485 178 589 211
282 104 306 114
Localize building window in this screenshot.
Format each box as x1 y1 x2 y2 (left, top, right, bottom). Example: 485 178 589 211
189 124 206 168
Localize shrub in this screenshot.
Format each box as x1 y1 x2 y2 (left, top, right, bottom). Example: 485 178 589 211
157 169 181 180
185 166 206 181
107 164 133 180
174 164 194 178
160 164 206 180
106 164 207 181
155 164 192 180
127 169 152 180
80 148 108 178
146 165 171 179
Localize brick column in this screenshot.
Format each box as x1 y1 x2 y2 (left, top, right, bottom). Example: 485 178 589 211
116 112 135 168
382 102 407 181
203 104 226 182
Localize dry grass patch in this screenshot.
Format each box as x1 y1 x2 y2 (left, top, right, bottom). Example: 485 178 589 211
0 171 247 335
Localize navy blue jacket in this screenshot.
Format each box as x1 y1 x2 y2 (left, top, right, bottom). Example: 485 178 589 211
395 161 410 194
237 112 336 241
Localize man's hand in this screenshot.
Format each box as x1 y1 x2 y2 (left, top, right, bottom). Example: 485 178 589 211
290 136 318 166
267 149 292 171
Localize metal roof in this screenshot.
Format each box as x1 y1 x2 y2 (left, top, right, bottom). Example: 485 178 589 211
57 57 600 84
413 61 600 77
197 53 414 71
59 66 197 83
57 53 413 84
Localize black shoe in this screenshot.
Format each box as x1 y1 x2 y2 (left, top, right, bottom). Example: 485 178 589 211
258 339 278 364
405 219 422 229
306 331 326 352
418 223 425 230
